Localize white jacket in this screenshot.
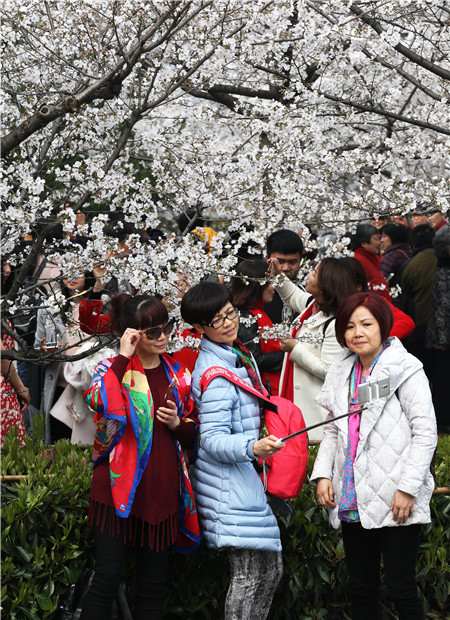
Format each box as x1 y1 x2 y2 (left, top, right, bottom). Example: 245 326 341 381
310 337 437 529
50 342 117 446
277 278 342 440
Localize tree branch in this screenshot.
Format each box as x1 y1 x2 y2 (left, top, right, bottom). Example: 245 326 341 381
200 82 450 136
1 3 188 157
320 91 450 136
350 3 450 81
361 48 450 104
1 316 115 363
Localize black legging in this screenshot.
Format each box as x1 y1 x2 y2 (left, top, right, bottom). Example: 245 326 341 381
80 526 169 620
341 522 425 620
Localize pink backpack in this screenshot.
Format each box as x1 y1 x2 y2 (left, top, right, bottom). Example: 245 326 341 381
200 366 308 500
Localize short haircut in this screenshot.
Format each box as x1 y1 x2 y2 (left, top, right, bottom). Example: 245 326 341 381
232 260 269 310
335 292 393 348
109 294 168 336
350 223 378 250
317 257 359 316
181 281 232 326
380 223 410 245
266 229 303 257
410 224 435 249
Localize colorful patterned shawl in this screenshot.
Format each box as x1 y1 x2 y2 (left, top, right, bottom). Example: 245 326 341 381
84 352 200 552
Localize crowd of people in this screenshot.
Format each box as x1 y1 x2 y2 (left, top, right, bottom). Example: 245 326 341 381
1 205 448 619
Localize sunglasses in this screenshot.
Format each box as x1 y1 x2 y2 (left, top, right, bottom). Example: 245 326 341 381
141 319 175 340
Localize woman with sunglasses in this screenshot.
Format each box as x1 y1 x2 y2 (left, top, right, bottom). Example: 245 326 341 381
81 293 200 620
181 281 283 620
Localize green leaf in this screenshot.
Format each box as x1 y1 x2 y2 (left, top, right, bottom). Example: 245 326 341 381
36 593 53 611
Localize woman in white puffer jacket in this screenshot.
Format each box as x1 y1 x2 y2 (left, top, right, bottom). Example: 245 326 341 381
311 292 436 620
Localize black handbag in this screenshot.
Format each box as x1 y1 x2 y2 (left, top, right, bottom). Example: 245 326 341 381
57 569 133 620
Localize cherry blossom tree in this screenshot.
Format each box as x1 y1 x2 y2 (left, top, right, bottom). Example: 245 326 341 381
1 0 449 361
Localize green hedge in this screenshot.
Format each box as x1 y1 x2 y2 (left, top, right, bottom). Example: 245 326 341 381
1 429 449 619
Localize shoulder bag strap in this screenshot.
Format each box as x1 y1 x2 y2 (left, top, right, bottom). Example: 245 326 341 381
32 256 48 284
322 316 335 336
200 366 278 412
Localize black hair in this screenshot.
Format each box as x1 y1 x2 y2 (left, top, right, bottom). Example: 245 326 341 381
232 260 269 309
60 270 96 314
410 224 435 249
1 257 15 295
340 257 369 292
103 221 137 244
226 223 263 261
266 229 303 257
145 227 166 243
350 223 378 250
317 257 359 316
109 294 168 336
181 281 232 326
379 223 410 245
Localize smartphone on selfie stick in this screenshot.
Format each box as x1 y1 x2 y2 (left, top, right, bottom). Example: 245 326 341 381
276 376 391 444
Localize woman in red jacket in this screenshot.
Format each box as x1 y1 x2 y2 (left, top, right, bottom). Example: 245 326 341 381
351 223 392 302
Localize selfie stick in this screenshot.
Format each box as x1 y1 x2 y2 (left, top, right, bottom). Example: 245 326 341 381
276 406 366 444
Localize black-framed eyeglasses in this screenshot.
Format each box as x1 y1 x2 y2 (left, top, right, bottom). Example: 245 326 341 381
204 308 239 329
141 319 175 340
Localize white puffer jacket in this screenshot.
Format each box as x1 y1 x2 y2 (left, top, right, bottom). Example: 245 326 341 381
310 337 437 529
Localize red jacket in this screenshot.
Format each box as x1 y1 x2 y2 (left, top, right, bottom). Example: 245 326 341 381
79 299 110 335
354 248 391 302
388 300 415 340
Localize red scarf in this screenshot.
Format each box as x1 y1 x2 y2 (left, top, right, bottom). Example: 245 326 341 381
280 302 315 401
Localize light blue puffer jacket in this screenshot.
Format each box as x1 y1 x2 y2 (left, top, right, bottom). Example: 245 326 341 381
190 337 281 551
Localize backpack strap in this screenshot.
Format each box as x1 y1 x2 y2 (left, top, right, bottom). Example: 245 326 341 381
200 366 278 413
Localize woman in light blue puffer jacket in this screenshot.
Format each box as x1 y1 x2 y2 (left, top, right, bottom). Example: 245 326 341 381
181 281 283 620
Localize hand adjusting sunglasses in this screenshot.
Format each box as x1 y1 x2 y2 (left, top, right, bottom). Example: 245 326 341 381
141 319 175 340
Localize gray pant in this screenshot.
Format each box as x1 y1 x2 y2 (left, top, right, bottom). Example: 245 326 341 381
225 548 283 620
